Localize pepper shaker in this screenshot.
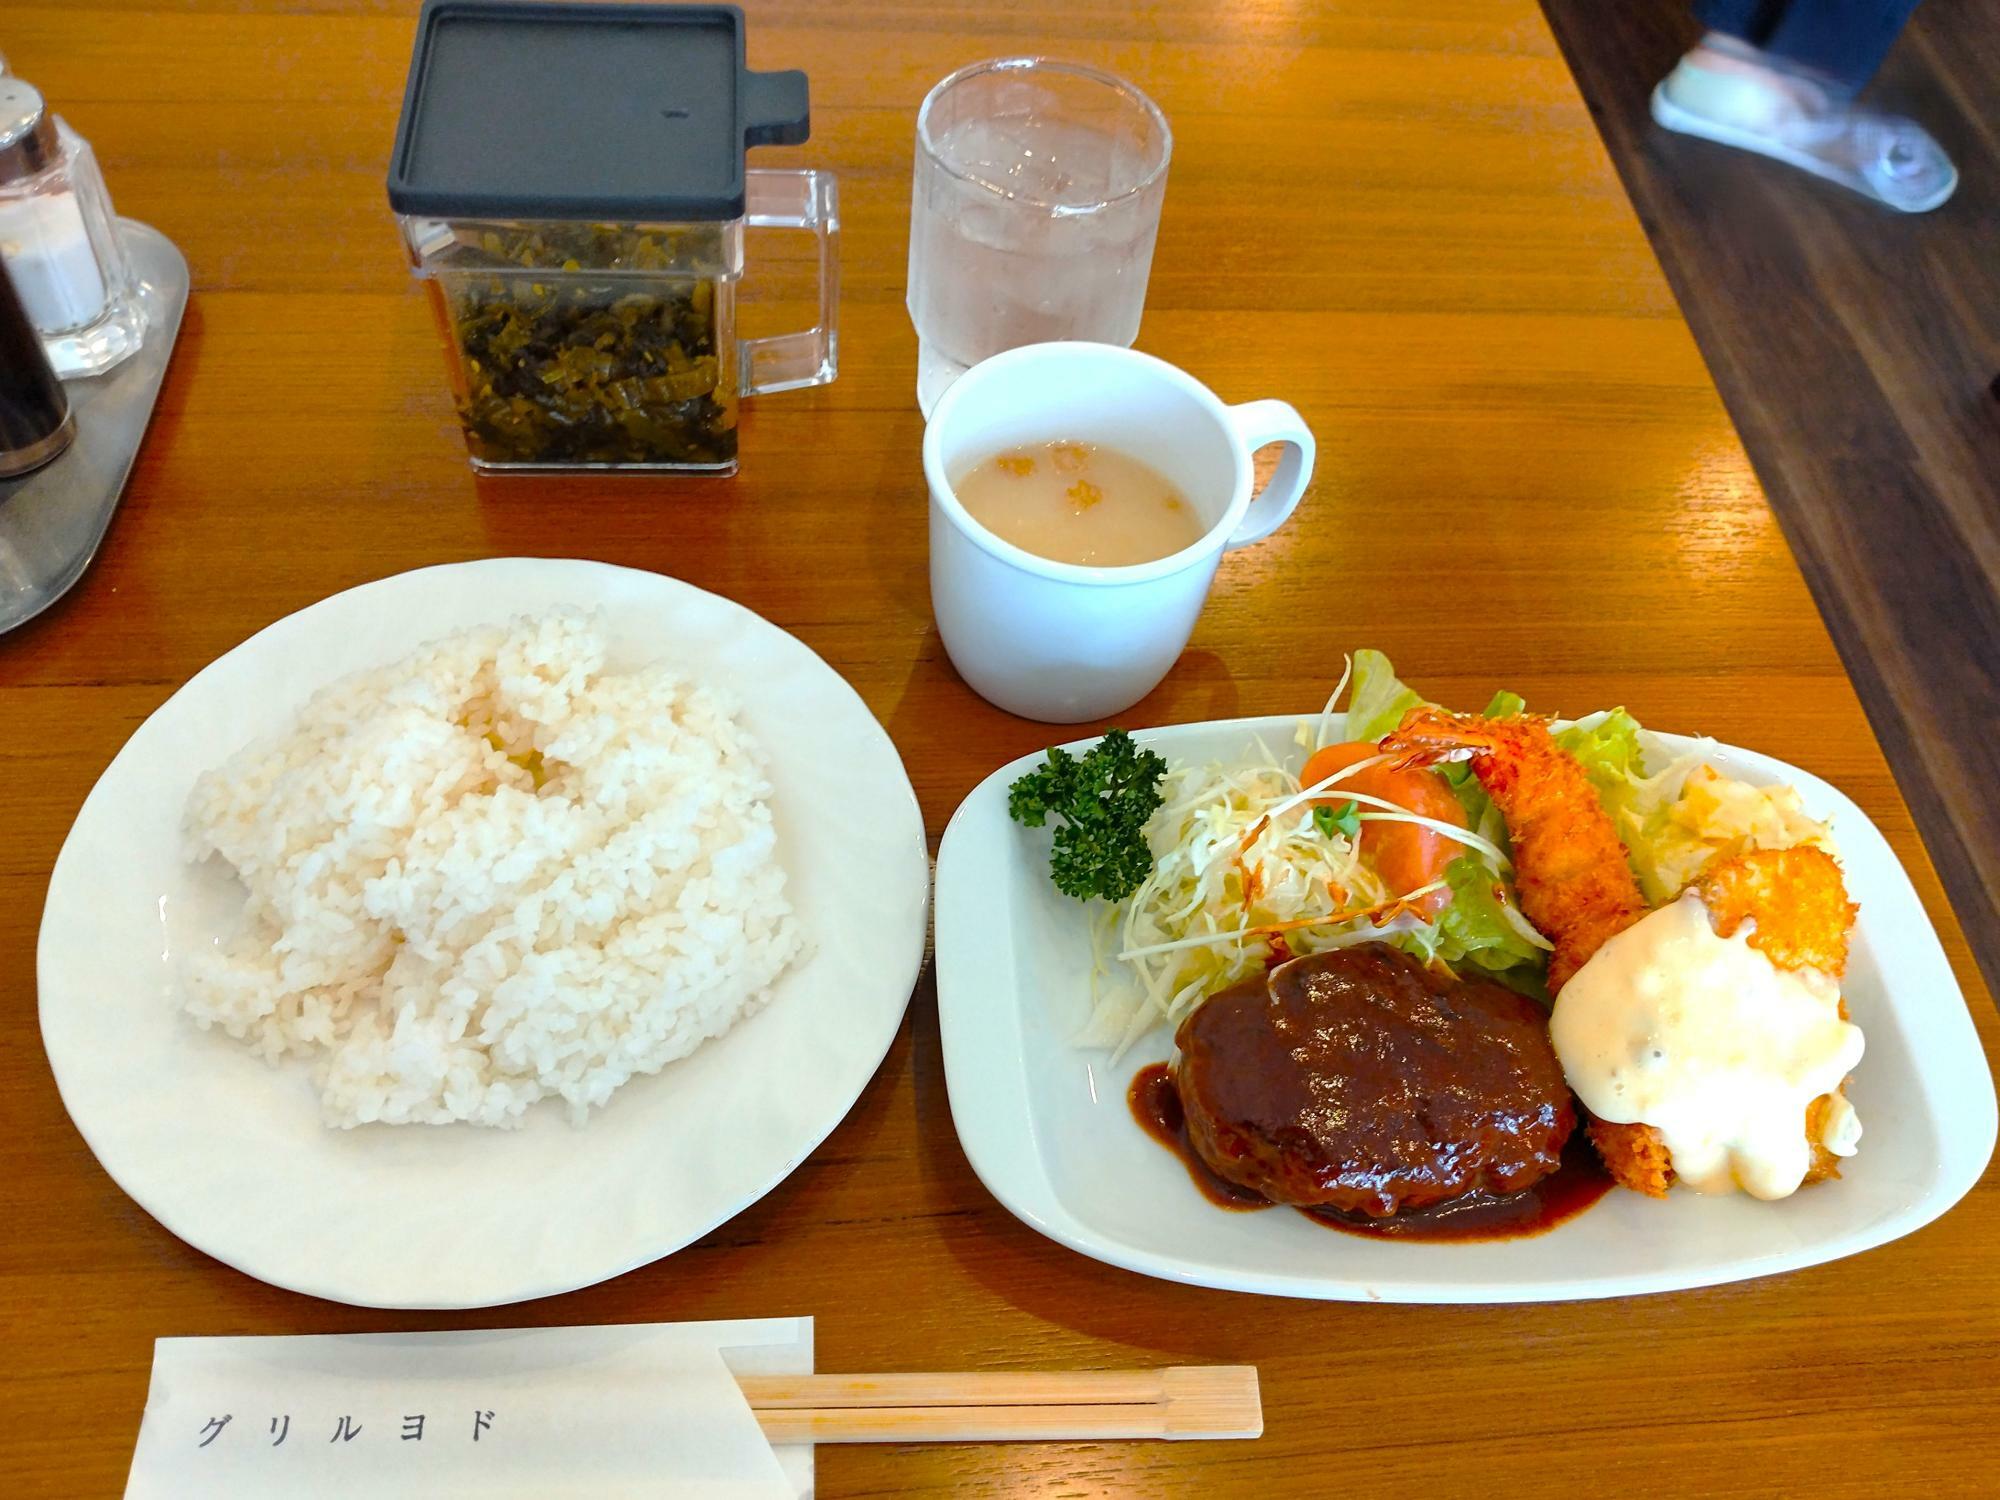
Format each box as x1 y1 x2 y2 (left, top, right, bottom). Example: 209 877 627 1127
0 77 146 378
0 255 74 477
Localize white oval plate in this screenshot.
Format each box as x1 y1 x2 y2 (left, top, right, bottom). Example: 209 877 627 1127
39 559 930 1309
936 714 1997 1302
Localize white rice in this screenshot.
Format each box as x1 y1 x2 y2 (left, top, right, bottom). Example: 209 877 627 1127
180 609 801 1128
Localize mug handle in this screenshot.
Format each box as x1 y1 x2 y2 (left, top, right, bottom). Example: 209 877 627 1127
739 169 841 396
1221 399 1315 549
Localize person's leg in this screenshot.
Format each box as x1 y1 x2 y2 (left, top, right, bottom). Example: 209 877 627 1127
1708 0 1920 92
1692 1 1784 51
1655 0 1955 212
1763 1 1918 90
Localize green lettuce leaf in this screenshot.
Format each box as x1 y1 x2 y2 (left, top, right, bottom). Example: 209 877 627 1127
1343 651 1526 747
1554 708 1646 799
1433 856 1545 974
1343 649 1428 743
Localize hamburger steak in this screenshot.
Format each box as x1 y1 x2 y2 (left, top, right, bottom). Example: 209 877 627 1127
1172 942 1574 1217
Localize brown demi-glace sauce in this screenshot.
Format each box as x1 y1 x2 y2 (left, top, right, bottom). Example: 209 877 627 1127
1130 1064 1268 1210
1128 1063 1611 1241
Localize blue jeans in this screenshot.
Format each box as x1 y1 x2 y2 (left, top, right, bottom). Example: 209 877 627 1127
1694 0 1921 89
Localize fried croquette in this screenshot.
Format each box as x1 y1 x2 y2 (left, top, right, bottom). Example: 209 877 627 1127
1693 845 1856 978
1587 847 1858 1196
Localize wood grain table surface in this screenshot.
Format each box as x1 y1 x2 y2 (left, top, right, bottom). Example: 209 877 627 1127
1540 0 2000 1005
4 2 1996 1495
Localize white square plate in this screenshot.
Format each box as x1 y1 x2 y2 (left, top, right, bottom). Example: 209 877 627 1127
935 714 1996 1302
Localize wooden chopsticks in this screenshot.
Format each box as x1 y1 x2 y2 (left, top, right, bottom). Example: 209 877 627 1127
737 1366 1262 1444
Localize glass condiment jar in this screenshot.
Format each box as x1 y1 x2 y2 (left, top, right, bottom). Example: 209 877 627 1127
387 1 838 475
0 77 148 378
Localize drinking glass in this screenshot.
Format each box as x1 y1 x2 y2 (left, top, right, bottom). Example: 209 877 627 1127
907 58 1170 416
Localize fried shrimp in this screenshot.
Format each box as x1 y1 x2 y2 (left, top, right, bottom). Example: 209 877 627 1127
1381 708 1649 989
1587 845 1859 1195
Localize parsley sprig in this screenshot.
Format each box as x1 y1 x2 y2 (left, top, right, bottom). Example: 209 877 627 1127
1007 729 1168 902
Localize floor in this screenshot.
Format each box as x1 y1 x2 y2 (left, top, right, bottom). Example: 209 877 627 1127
1538 0 2000 998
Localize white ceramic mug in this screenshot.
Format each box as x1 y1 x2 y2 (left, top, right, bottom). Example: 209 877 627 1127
924 342 1314 722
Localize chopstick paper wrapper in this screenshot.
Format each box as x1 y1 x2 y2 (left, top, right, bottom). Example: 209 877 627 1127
127 1319 815 1500
126 1321 1260 1498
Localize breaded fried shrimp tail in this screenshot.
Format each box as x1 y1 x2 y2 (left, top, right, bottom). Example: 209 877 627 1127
1381 708 1649 990
1588 1117 1674 1197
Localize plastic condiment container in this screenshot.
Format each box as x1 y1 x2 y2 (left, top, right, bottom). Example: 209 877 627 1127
387 0 838 474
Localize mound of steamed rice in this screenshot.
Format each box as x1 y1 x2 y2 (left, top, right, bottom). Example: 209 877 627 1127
180 609 801 1128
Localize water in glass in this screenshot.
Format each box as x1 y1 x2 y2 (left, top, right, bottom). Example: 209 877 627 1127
908 61 1169 415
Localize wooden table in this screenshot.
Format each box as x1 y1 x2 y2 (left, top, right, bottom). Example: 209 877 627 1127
6 3 1996 1494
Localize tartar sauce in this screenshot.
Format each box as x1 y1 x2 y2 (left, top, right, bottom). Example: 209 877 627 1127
1550 893 1864 1200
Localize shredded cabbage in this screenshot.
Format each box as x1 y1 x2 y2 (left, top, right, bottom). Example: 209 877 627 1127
1079 755 1384 1057
1080 736 1540 1058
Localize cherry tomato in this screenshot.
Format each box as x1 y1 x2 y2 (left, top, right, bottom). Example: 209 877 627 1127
1301 740 1468 917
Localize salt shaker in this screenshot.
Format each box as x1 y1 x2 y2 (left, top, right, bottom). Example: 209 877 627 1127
0 78 146 377
0 255 74 477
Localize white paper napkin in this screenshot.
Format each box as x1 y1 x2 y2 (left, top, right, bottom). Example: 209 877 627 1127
125 1318 813 1499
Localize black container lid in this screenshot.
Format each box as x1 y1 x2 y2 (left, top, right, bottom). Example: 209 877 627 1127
386 0 809 223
